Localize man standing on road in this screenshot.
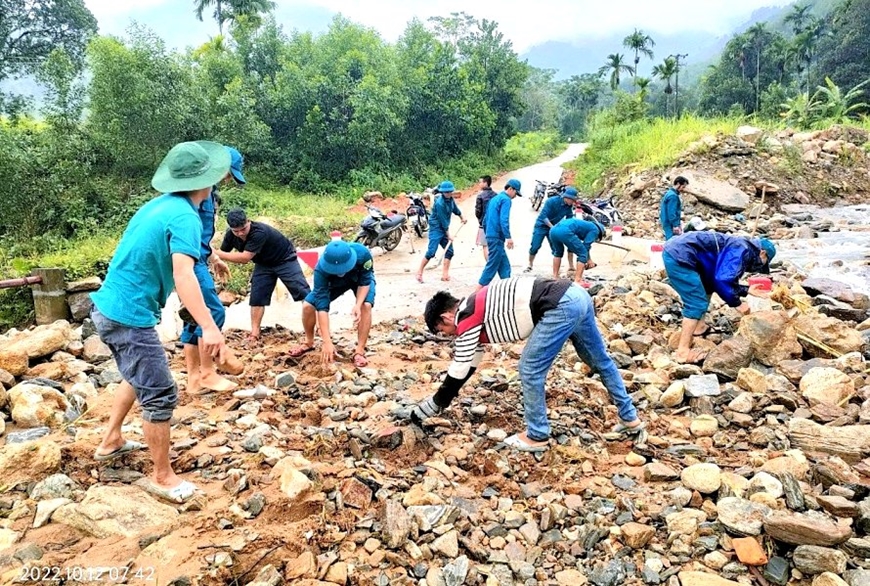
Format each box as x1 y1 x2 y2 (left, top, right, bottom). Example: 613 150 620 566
290 240 375 368
412 276 645 452
476 178 522 291
474 175 497 261
660 176 688 240
416 180 466 283
181 146 245 394
91 140 230 504
216 208 311 341
525 186 578 273
549 217 605 284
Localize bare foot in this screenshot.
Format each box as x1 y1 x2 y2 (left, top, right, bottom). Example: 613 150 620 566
441 275 451 282
674 348 708 364
245 333 260 345
187 371 202 395
415 273 424 283
199 372 238 392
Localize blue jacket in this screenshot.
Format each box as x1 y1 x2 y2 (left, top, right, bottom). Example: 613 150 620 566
663 232 768 307
430 194 462 235
485 192 513 241
550 219 600 263
659 187 682 231
535 196 574 230
307 243 374 312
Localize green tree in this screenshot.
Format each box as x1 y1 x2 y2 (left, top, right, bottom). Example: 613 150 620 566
517 67 560 132
784 3 813 35
194 0 274 35
599 53 634 91
651 56 677 115
622 29 655 91
811 77 870 123
814 0 870 108
746 23 767 114
36 48 86 130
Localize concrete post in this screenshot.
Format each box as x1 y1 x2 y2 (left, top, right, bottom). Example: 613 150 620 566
31 268 69 325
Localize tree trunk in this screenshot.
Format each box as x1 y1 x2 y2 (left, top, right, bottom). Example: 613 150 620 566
788 418 870 463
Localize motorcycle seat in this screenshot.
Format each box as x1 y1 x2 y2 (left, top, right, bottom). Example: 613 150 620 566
380 215 406 228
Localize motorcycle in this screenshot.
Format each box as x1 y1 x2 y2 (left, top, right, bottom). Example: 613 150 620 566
405 192 430 238
532 180 566 211
576 195 623 227
355 205 407 252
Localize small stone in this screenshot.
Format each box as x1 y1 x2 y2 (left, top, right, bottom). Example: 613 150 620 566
678 571 742 586
763 556 790 586
763 511 852 546
749 472 784 498
625 452 646 466
793 545 848 575
817 495 860 517
704 551 729 570
813 573 850 586
275 371 296 388
621 522 655 549
285 551 317 580
717 497 772 536
690 415 719 437
732 536 768 566
487 429 508 442
800 367 855 406
684 374 722 397
728 392 756 414
660 382 685 407
431 530 459 558
644 462 680 482
681 463 722 494
556 569 589 586
779 472 806 511
381 501 411 549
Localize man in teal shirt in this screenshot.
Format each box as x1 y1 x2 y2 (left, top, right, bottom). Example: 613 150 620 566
477 178 522 291
660 176 687 240
91 141 229 505
416 180 466 283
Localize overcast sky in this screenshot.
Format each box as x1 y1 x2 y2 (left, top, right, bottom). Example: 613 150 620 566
83 0 789 53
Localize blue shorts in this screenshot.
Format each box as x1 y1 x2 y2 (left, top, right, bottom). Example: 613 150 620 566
663 251 710 320
250 260 311 306
425 233 454 260
549 226 589 263
90 307 177 423
181 260 226 345
326 281 376 307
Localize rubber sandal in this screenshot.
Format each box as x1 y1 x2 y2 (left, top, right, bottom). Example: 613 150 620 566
353 353 368 368
135 478 199 504
611 421 646 435
94 439 145 462
503 433 549 453
288 345 315 358
693 324 710 337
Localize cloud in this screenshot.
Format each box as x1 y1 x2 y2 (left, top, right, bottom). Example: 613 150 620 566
84 0 170 19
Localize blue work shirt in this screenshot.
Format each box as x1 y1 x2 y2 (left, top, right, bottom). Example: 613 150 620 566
305 243 375 312
485 192 513 242
550 219 600 263
663 232 768 307
659 187 682 234
535 196 573 230
429 194 462 235
91 194 201 327
197 188 219 262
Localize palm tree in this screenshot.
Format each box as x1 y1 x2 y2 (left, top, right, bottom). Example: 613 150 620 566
746 23 767 113
784 3 813 35
636 77 652 101
652 57 677 115
622 29 655 91
193 0 275 34
792 18 825 96
599 54 634 91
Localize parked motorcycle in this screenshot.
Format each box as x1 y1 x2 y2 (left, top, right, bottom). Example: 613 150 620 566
406 192 430 238
355 205 407 251
532 180 567 211
576 195 623 227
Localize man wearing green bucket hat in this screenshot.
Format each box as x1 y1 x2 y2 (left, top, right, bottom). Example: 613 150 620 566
90 140 230 504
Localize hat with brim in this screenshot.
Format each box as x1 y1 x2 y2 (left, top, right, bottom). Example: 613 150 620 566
319 241 358 276
758 238 776 273
152 140 232 193
226 146 246 184
506 178 523 197
562 187 579 200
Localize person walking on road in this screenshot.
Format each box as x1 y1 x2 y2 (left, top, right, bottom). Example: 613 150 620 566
91 140 230 504
216 208 311 341
290 240 376 368
660 176 688 240
525 186 578 273
416 180 466 283
549 217 605 284
474 175 497 261
664 232 776 363
412 276 645 452
476 178 522 291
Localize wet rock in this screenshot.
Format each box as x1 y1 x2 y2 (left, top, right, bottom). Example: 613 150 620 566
800 367 855 407
716 497 772 536
0 439 61 486
702 336 752 380
52 486 179 538
793 545 848 575
763 511 852 546
684 374 722 397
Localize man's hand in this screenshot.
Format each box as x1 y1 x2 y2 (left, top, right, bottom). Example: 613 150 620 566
506 239 514 250
212 259 231 284
351 305 362 325
321 340 335 364
201 325 227 362
673 226 683 235
460 217 467 225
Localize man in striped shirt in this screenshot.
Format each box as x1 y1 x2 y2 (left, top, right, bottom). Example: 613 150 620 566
412 276 644 452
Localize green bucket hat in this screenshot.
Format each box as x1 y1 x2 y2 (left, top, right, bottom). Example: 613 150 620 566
152 141 232 194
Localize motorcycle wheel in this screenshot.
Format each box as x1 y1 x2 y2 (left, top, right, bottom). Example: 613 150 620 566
382 228 403 252
414 223 424 238
355 233 373 247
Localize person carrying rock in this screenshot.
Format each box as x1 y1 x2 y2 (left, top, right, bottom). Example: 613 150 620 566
664 231 776 363
181 145 246 394
525 186 578 274
477 178 522 291
416 180 466 283
659 176 688 240
215 208 311 341
413 276 644 452
549 217 605 284
91 141 230 504
474 175 497 261
290 240 375 368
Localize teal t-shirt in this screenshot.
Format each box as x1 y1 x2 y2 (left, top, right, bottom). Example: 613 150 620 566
91 194 201 327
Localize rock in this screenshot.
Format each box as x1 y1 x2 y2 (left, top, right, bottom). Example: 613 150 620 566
0 369 14 390
323 562 347 585
621 522 655 549
4 321 71 359
644 462 680 482
626 334 654 355
800 367 855 406
684 374 721 397
0 349 28 377
817 495 860 518
737 126 764 144
763 556 790 586
285 551 317 580
678 571 743 586
372 426 404 449
813 573 849 586
625 452 646 466
763 511 852 546
690 415 719 437
716 497 772 536
0 439 61 487
681 463 721 493
704 551 729 570
339 477 372 509
33 498 71 528
30 474 79 501
732 536 768 565
82 335 112 362
665 508 706 536
802 278 859 305
762 451 810 480
67 276 102 293
728 392 756 414
738 311 803 367
702 336 752 380
431 530 459 557
66 292 94 321
381 501 411 549
52 486 179 539
843 570 870 586
794 314 866 357
793 545 848 575
736 368 768 393
556 569 589 586
7 383 71 427
275 371 296 388
271 458 313 501
779 472 806 511
679 171 750 212
660 382 685 407
443 556 469 586
749 472 784 498
247 564 282 586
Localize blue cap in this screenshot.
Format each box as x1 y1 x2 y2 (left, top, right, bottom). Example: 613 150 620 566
319 241 357 276
506 178 523 196
225 146 246 185
437 180 455 193
562 186 578 200
759 238 776 272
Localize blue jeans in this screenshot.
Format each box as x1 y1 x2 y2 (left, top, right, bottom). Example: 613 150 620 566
479 238 511 286
181 260 226 344
425 231 454 260
528 227 551 256
518 285 637 440
663 251 710 320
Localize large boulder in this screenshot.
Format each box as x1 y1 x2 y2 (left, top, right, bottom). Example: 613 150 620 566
793 314 866 357
702 336 753 380
0 349 28 377
801 278 866 308
3 321 72 360
8 382 71 427
738 311 803 367
51 486 180 539
800 367 855 407
0 440 62 487
677 171 750 212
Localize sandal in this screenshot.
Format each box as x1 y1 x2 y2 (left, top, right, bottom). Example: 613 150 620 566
94 439 145 462
135 478 200 504
693 324 710 337
353 353 368 368
611 420 646 435
288 344 315 358
503 433 549 453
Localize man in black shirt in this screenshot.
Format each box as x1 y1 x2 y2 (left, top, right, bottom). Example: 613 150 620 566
473 175 497 261
216 208 311 340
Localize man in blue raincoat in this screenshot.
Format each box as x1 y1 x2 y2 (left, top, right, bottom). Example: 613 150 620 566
660 176 688 240
525 186 578 273
416 180 466 283
477 178 522 290
549 217 605 284
664 232 776 363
